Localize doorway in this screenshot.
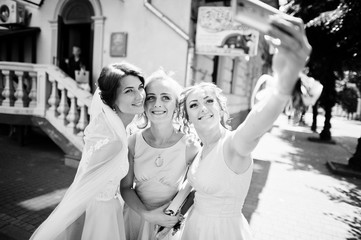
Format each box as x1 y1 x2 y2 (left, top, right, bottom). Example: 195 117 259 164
57 0 94 91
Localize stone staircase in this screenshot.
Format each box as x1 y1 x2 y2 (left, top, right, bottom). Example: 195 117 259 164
0 61 93 166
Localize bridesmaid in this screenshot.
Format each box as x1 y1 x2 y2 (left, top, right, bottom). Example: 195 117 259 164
178 15 311 240
120 69 199 240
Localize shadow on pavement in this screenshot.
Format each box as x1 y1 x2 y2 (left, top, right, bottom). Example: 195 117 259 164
0 124 76 239
324 186 361 239
270 125 361 239
270 126 356 174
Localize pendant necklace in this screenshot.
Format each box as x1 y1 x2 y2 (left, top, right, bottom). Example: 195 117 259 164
155 154 164 167
152 129 175 167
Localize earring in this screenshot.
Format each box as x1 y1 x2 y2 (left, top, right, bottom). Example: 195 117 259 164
113 104 120 113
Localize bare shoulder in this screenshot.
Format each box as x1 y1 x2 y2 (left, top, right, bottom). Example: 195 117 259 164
127 132 138 155
185 134 201 165
185 133 201 149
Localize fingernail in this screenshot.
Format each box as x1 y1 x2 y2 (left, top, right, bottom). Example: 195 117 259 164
272 38 281 46
264 35 271 41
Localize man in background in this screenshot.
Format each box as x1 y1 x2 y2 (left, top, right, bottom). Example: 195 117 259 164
65 46 86 79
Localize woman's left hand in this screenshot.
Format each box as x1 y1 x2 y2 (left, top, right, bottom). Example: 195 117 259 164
143 204 180 227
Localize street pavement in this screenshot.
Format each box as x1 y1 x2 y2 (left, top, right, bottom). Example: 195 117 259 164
247 113 361 240
1 113 361 240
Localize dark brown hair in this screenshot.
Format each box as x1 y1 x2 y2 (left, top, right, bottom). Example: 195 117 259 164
98 62 145 108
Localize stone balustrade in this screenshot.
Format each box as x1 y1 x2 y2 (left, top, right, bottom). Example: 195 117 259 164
0 61 93 152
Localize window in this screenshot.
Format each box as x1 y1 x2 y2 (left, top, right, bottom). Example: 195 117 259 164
215 56 239 94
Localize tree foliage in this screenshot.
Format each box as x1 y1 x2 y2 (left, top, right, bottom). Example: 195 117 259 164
282 0 361 140
338 84 359 114
284 0 361 73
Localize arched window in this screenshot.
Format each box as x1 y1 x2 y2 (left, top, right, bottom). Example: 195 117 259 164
61 0 94 24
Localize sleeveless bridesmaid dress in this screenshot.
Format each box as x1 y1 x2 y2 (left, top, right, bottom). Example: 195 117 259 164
124 130 188 240
180 130 253 240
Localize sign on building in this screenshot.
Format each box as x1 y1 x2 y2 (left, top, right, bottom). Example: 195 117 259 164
196 7 259 57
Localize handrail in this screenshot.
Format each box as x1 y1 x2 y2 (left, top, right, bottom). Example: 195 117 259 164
0 61 92 105
0 61 92 152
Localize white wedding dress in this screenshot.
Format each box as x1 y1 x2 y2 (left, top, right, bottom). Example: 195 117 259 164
30 88 129 240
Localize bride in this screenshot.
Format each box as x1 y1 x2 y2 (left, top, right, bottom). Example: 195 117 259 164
30 62 146 240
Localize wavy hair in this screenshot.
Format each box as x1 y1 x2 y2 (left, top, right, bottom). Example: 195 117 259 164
177 82 231 134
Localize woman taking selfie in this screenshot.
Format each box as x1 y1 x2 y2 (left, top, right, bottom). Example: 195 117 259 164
177 14 311 240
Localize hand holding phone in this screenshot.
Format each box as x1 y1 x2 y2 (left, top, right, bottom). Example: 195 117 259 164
231 0 293 34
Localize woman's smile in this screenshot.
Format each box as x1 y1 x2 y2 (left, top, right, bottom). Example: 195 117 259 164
197 113 214 121
151 109 167 115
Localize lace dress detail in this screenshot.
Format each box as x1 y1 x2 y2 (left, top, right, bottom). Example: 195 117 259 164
80 138 110 171
79 113 129 240
95 176 121 201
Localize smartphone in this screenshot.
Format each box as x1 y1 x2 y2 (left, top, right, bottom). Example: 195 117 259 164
231 0 286 33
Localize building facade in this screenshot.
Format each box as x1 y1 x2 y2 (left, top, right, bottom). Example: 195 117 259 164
0 0 278 164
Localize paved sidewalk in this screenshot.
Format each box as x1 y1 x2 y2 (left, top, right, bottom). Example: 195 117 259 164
0 126 77 240
247 113 361 240
1 114 361 240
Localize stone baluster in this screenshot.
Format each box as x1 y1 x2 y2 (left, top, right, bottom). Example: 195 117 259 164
14 71 26 107
28 72 38 108
57 85 70 124
1 70 15 107
76 103 89 136
66 92 79 133
0 71 3 105
47 77 60 115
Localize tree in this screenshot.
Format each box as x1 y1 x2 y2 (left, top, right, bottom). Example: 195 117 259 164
284 0 361 141
284 0 361 170
338 83 359 117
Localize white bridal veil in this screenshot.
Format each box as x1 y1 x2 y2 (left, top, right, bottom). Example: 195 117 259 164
30 88 129 240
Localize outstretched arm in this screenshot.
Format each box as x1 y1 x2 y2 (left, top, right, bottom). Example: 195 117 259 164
230 15 312 156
